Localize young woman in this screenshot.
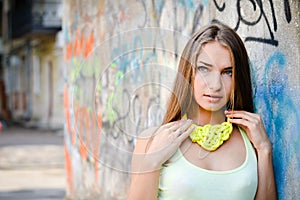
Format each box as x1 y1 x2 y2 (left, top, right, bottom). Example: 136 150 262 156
127 22 277 200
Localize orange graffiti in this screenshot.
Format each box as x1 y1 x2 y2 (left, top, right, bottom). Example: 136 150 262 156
63 86 103 193
73 30 83 57
73 101 80 145
63 85 71 133
79 106 89 161
63 85 73 194
66 43 73 60
93 112 102 188
84 32 94 58
64 145 73 195
65 29 95 60
72 128 76 146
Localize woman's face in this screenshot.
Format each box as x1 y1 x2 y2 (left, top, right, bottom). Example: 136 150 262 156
193 41 233 112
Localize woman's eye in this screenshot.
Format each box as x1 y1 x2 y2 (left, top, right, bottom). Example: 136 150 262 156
223 70 232 76
197 66 208 72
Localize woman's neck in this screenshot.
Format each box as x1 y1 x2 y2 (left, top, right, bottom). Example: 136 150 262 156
188 107 226 126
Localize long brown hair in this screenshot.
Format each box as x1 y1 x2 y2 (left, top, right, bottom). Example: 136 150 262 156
162 22 254 124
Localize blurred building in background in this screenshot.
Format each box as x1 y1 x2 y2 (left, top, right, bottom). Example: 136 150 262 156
1 0 64 130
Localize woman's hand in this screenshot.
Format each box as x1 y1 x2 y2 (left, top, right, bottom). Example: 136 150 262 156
225 110 277 199
225 110 271 152
133 119 194 172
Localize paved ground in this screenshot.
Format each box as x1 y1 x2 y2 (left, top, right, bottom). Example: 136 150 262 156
0 125 66 200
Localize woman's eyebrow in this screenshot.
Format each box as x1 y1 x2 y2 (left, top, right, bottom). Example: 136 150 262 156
198 60 232 69
197 60 213 67
223 66 233 71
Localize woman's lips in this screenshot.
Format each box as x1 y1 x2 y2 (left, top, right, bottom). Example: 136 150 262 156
204 94 222 102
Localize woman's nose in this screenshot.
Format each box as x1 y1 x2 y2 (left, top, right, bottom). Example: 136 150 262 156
207 73 222 91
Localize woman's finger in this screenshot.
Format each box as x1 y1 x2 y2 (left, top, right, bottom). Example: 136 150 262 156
161 120 181 129
227 111 263 130
175 119 193 132
225 110 258 121
228 118 252 129
177 126 195 142
151 121 181 137
167 119 192 132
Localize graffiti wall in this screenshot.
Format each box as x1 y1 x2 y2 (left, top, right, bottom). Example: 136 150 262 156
62 0 300 199
211 1 300 199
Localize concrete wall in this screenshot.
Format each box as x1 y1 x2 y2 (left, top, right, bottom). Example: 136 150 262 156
62 0 300 199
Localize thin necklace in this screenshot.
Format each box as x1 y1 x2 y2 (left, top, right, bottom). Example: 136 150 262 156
198 147 210 160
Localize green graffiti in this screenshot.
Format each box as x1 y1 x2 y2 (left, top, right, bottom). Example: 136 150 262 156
81 60 94 77
111 63 117 68
96 82 102 93
79 87 83 102
114 70 124 86
93 57 101 75
71 58 82 82
107 93 117 123
87 106 92 113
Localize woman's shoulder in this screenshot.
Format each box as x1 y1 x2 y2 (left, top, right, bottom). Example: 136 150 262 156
133 126 159 154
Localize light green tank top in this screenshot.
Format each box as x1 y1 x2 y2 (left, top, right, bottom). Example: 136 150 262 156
158 128 258 200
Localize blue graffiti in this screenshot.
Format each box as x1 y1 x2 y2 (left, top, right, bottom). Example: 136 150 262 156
177 0 194 9
110 34 160 85
202 0 209 8
129 36 144 84
253 51 300 199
